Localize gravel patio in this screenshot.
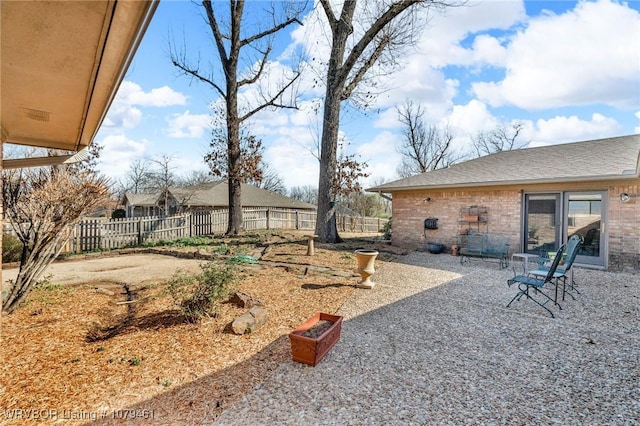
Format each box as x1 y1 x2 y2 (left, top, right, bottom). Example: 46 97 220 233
214 251 640 425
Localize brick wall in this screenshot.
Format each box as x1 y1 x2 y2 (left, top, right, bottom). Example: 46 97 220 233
607 184 640 272
391 188 522 252
390 183 640 272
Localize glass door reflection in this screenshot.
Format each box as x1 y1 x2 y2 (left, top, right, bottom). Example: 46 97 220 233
566 192 605 266
525 194 560 254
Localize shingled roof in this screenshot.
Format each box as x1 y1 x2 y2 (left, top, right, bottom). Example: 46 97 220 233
167 181 317 210
369 134 640 192
122 193 159 207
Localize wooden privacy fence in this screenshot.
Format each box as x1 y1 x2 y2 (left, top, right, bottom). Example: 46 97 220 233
5 208 388 254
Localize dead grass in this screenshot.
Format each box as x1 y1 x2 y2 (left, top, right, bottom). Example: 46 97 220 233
0 233 402 425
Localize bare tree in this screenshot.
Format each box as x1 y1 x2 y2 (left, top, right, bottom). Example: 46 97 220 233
206 116 286 194
171 1 306 235
303 124 370 217
205 121 264 185
250 164 287 195
177 170 218 187
115 158 153 197
472 124 528 157
396 100 459 177
314 0 462 243
341 190 389 217
289 185 318 205
2 167 110 314
148 155 178 216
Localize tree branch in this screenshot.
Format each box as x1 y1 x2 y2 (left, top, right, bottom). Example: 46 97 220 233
203 0 230 64
238 45 272 87
240 16 302 47
239 71 301 122
171 60 226 99
342 33 391 100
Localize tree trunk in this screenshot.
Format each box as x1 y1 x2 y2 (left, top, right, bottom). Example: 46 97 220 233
315 87 342 243
226 29 243 236
314 6 352 244
2 235 64 314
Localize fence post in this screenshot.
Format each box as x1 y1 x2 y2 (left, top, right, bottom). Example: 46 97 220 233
266 208 270 230
137 217 143 245
75 222 81 254
99 219 105 251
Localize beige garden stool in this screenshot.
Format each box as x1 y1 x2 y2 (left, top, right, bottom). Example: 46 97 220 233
305 234 319 256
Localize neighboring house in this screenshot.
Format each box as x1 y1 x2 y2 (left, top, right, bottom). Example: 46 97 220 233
368 134 640 272
121 193 162 218
122 181 316 217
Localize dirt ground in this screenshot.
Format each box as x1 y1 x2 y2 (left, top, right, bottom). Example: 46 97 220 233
0 232 403 425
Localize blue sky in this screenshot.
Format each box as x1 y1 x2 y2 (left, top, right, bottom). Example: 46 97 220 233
95 0 640 190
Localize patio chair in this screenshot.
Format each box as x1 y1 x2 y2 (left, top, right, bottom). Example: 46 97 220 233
506 244 565 317
529 234 582 301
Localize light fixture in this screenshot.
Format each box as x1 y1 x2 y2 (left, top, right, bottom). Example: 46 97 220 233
423 197 431 203
620 193 630 203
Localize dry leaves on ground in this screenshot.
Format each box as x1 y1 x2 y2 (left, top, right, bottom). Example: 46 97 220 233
0 233 401 425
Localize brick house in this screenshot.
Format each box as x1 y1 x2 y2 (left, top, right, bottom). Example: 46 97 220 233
368 134 640 272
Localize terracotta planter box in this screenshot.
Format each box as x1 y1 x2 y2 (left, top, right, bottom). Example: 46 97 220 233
289 312 342 366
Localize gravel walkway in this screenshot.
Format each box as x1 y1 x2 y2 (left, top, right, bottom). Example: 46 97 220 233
214 252 640 425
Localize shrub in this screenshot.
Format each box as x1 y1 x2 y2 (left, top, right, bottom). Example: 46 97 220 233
382 218 392 240
167 262 237 323
111 209 126 219
3 234 23 263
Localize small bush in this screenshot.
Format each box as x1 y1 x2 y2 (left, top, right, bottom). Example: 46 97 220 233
167 262 237 323
3 234 23 263
382 218 392 240
111 209 126 219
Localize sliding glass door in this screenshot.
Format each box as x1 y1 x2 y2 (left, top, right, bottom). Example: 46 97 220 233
524 194 561 254
565 192 606 267
523 191 607 268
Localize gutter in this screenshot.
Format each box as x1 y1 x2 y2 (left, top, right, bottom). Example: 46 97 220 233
368 173 640 193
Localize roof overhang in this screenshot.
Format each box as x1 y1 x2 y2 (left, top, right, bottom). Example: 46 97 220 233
1 0 158 153
369 173 640 193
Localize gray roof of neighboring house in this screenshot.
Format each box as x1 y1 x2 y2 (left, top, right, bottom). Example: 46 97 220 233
168 181 317 210
369 134 640 192
122 193 159 206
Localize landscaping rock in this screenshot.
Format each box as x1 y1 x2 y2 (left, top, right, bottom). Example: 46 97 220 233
231 306 268 335
94 288 115 296
228 291 263 308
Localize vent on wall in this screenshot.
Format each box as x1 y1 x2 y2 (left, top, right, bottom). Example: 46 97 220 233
21 107 51 122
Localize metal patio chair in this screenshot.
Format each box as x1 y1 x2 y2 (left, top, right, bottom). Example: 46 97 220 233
507 244 565 318
528 234 582 301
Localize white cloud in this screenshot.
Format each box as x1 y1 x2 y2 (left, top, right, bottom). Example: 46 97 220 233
531 113 622 145
265 135 319 189
103 81 188 129
354 131 402 186
471 34 508 66
449 100 497 130
102 105 143 128
117 81 187 107
96 134 149 179
473 0 640 109
167 111 211 138
414 0 526 68
635 111 640 134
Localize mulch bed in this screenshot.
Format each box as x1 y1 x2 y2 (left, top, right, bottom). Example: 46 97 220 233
0 234 402 424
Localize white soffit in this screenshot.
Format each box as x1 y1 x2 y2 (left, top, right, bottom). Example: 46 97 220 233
0 0 158 152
